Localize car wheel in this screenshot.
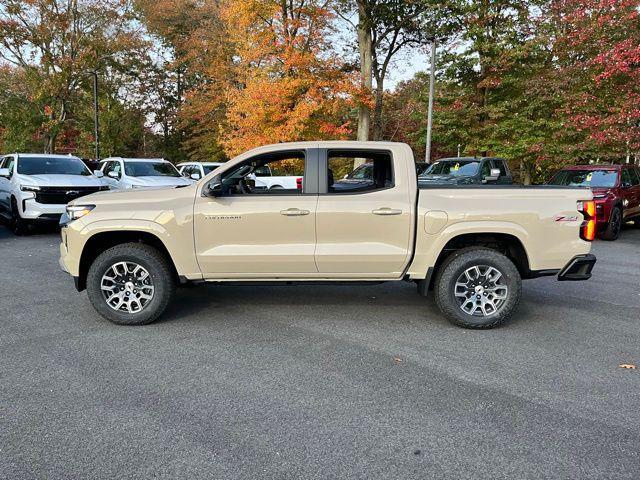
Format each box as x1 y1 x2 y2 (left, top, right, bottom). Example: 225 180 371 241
86 243 176 325
434 247 521 329
10 197 29 236
601 207 622 241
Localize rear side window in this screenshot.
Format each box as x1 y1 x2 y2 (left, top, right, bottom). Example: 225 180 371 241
327 150 393 193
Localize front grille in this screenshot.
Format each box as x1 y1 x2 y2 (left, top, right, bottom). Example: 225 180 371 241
34 186 102 205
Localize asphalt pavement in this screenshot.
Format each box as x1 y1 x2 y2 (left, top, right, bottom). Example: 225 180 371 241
1 224 639 479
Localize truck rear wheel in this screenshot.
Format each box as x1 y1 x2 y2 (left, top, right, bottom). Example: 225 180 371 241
86 243 176 325
434 247 521 329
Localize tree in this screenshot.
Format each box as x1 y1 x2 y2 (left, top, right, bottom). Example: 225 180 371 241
0 0 144 153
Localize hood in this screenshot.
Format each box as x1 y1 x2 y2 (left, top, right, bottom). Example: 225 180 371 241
69 183 192 206
128 176 192 188
20 174 103 187
590 187 615 198
418 174 474 185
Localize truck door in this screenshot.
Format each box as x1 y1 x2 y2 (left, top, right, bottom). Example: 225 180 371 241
315 148 413 277
193 148 319 277
626 167 640 217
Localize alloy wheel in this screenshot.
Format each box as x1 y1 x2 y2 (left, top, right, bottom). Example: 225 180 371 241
454 265 509 317
101 261 155 314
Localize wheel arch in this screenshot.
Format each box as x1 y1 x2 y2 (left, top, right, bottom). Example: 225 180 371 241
77 230 179 291
427 232 530 290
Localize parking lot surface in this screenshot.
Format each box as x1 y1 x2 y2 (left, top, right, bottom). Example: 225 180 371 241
1 225 639 479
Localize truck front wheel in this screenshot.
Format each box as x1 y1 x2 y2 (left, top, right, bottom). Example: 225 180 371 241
434 248 521 329
86 243 176 325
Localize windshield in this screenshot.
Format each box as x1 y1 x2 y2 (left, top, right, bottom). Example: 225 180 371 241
124 161 180 177
422 160 480 177
347 164 373 180
549 169 618 188
17 156 91 176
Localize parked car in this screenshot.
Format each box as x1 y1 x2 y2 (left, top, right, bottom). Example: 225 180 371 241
59 141 595 329
418 157 513 185
177 162 224 180
0 153 106 234
415 162 429 175
246 164 302 190
98 158 192 190
547 164 640 240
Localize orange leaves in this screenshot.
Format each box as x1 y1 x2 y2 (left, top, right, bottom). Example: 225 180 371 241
217 0 357 156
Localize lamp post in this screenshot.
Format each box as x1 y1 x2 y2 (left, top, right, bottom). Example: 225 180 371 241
88 70 100 161
425 38 436 163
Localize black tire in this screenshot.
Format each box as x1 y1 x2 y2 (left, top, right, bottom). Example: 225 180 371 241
10 197 29 236
434 247 522 329
86 243 176 325
632 217 640 228
601 207 622 241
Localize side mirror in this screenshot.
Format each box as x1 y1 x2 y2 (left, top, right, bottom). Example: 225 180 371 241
0 168 10 178
484 168 501 183
343 174 348 179
191 173 201 180
204 175 224 197
94 170 104 178
108 171 120 179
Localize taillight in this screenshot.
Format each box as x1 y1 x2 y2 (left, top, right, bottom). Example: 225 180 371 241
577 200 596 241
296 177 303 190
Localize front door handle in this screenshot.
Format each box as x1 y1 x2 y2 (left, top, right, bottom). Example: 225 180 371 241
280 208 310 216
372 208 402 216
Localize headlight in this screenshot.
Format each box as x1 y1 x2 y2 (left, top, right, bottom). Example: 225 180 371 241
20 185 40 192
66 204 95 221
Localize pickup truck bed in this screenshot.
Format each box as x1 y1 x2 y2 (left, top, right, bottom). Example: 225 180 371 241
59 141 596 329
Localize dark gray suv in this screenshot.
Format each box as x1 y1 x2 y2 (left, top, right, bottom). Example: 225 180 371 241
418 157 513 186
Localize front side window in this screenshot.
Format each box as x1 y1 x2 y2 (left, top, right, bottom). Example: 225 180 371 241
4 156 15 174
631 168 640 186
124 161 180 177
621 169 633 187
492 160 508 176
549 169 618 188
421 160 480 177
219 151 306 195
327 150 393 193
17 156 91 176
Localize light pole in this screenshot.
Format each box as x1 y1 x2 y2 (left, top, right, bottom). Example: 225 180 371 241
425 38 436 163
88 71 100 160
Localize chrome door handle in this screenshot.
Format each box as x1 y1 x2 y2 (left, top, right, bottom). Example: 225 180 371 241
280 208 310 216
372 208 402 216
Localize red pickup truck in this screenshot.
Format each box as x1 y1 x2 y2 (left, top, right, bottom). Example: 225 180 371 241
548 164 640 240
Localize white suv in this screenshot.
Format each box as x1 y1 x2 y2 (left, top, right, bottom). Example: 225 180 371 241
0 153 106 234
99 158 192 190
177 162 224 180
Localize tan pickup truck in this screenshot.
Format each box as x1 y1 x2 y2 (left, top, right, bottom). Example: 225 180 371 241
59 141 596 329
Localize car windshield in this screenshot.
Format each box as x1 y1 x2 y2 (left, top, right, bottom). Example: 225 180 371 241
422 160 480 177
347 164 373 179
549 169 618 188
124 161 180 177
17 156 91 176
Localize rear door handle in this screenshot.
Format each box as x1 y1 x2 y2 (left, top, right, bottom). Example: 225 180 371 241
372 208 402 216
280 208 310 216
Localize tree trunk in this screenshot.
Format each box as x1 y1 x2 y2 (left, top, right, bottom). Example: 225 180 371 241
372 79 384 140
356 0 372 142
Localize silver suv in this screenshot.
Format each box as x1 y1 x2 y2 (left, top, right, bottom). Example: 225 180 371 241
0 153 106 234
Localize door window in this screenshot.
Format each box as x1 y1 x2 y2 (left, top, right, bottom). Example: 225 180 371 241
4 156 15 175
628 168 640 186
326 150 393 193
492 159 508 176
220 151 306 195
621 169 633 187
481 161 492 178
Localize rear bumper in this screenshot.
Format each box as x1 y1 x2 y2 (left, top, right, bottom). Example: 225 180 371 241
558 254 596 281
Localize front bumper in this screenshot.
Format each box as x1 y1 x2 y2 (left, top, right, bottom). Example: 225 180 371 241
558 254 596 281
20 197 66 220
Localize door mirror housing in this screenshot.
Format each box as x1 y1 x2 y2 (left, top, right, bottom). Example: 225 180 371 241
191 173 201 180
483 168 501 183
204 175 224 197
107 171 120 179
94 170 104 178
0 167 10 178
